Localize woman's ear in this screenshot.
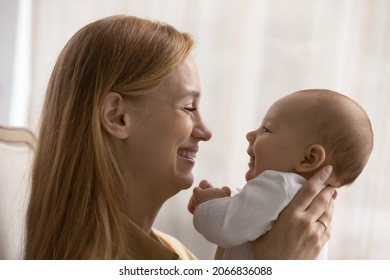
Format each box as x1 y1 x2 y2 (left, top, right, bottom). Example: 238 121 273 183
295 144 326 173
100 92 130 139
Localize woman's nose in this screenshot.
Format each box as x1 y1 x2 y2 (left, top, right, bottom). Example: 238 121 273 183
193 117 212 141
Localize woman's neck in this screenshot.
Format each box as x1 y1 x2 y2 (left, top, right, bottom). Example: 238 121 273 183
123 186 165 233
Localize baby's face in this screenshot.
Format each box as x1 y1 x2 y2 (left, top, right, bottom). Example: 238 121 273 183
245 96 310 181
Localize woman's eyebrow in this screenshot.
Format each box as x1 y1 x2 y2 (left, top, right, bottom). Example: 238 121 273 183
184 89 200 98
178 90 200 101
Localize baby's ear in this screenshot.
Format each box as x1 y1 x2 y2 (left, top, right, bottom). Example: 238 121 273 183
295 144 326 173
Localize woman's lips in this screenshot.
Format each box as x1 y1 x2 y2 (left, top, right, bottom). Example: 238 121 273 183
177 149 196 160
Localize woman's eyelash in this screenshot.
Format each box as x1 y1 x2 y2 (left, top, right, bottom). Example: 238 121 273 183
184 107 197 112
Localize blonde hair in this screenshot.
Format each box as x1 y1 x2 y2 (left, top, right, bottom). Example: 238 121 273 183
294 89 373 186
26 15 194 259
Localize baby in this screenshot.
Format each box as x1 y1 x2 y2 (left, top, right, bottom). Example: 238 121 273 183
189 89 373 259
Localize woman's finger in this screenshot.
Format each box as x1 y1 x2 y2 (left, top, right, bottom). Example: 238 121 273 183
289 165 333 211
316 192 335 237
306 186 336 220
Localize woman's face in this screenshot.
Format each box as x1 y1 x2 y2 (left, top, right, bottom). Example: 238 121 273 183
123 57 212 199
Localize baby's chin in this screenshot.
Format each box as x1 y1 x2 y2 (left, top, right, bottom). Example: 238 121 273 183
245 169 255 182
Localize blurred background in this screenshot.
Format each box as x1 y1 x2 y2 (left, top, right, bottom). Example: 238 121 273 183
1 0 389 259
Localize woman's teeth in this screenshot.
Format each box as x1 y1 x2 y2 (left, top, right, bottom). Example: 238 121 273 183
178 150 196 160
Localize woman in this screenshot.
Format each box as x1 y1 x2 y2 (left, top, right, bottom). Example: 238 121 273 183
25 15 335 259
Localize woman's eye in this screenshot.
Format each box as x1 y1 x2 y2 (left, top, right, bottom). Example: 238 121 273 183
184 107 197 113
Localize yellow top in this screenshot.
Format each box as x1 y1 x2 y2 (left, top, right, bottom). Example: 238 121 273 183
151 229 198 260
125 218 197 260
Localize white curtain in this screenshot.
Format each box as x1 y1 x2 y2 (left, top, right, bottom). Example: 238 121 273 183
24 0 390 259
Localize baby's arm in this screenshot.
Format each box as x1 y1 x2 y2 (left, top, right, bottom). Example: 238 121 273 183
193 171 294 248
188 180 231 214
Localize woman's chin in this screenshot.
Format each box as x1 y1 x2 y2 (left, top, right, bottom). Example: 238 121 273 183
176 173 194 190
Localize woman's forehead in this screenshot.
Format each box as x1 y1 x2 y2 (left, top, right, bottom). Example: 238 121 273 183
158 57 201 99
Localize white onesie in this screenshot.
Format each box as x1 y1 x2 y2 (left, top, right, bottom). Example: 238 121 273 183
193 170 327 259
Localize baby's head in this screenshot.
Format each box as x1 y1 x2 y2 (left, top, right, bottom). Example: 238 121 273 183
246 89 373 187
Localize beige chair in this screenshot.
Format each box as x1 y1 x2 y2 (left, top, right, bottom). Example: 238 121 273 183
0 125 37 259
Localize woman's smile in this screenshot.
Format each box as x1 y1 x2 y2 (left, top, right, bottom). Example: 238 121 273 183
177 147 198 165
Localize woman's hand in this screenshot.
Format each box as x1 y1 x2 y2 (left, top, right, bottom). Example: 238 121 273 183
252 166 336 259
